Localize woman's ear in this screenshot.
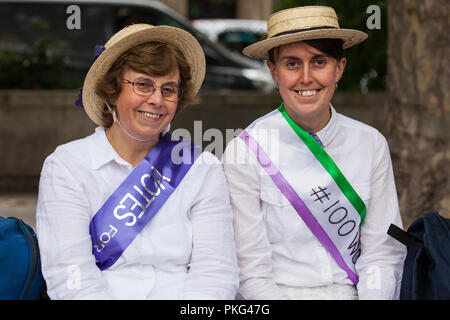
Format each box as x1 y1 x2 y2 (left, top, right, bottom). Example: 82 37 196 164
335 57 347 82
267 60 278 83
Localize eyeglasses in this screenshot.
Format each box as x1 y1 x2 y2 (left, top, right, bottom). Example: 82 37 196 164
121 79 182 102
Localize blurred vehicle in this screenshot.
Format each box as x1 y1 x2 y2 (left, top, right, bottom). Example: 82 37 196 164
193 19 267 60
0 0 274 92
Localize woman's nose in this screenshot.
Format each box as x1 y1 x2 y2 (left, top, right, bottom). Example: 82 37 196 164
146 87 163 106
299 65 313 84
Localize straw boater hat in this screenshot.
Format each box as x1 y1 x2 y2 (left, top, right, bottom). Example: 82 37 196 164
81 24 206 126
243 6 368 60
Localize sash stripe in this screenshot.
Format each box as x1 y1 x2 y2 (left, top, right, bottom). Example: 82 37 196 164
278 103 367 223
239 130 359 284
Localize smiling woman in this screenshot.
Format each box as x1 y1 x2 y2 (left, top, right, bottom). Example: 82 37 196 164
93 41 186 160
96 41 196 128
267 41 347 133
104 67 181 163
35 24 239 300
222 6 406 300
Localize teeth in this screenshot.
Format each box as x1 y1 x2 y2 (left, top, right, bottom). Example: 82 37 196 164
140 111 161 119
296 90 317 96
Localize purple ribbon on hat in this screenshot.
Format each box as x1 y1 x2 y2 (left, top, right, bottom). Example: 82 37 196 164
75 45 106 108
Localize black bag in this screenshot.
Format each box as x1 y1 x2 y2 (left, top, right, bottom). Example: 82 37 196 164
388 211 450 300
0 216 47 300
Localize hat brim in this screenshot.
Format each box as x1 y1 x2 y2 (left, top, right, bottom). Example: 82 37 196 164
243 28 368 60
82 25 206 126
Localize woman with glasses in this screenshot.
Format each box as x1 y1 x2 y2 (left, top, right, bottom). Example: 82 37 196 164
36 24 239 299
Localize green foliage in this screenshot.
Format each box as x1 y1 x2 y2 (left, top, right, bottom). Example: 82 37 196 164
1 40 60 89
273 0 387 92
0 18 83 89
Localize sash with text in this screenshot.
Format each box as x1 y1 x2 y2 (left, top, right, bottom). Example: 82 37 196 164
89 133 201 270
239 103 367 284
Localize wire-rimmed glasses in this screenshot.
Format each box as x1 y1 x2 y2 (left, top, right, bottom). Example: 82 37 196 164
121 78 182 102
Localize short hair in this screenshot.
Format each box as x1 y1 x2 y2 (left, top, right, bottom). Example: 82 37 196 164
95 41 196 127
268 38 344 63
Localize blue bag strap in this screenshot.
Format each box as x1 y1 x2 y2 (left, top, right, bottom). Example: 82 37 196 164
13 218 40 300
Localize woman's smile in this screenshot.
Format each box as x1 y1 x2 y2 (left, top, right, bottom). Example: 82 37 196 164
138 110 162 119
293 88 321 97
136 109 164 120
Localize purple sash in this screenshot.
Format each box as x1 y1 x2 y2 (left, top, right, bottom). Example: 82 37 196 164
89 133 201 270
239 130 359 284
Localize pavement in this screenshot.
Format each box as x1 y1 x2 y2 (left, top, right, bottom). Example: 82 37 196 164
0 193 38 229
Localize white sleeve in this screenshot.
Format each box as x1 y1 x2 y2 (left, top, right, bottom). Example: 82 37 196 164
356 134 407 299
36 155 114 300
222 138 289 300
182 152 239 299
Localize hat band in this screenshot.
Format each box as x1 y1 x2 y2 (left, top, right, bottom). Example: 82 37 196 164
272 26 337 38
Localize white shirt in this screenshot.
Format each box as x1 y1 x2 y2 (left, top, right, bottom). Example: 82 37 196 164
36 127 239 300
222 105 406 300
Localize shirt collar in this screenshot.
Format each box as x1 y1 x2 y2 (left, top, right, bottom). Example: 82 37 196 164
89 126 131 170
314 103 338 148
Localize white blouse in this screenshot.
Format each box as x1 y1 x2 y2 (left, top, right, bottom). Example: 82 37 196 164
36 127 239 300
222 105 407 300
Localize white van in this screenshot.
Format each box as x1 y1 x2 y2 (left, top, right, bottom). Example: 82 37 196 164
193 19 267 59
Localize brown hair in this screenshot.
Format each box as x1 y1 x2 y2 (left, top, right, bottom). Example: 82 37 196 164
96 41 196 127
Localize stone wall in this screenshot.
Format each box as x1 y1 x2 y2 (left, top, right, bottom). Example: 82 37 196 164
0 90 386 192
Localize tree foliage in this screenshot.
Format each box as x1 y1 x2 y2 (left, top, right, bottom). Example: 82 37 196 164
0 15 83 89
